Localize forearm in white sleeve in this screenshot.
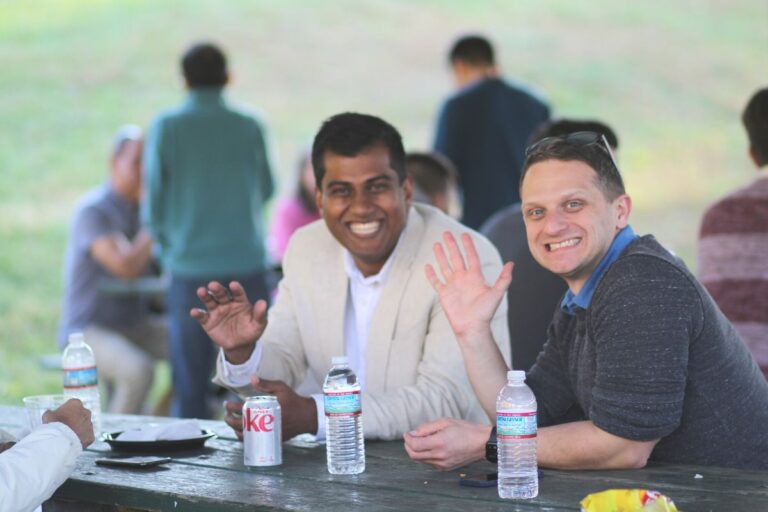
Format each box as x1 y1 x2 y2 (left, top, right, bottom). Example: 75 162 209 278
311 394 326 440
217 343 263 388
0 423 82 512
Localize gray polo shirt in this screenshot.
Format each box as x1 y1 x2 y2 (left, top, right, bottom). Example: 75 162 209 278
58 185 149 348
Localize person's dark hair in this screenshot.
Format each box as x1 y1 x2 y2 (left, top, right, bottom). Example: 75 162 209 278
521 134 626 201
742 87 768 167
528 118 620 150
311 113 406 189
406 152 458 198
449 35 495 67
181 42 228 88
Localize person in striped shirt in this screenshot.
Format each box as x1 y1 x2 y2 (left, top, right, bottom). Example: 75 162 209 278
698 86 768 379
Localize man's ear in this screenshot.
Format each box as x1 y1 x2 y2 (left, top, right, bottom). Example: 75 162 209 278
315 187 323 214
402 175 413 205
615 194 632 229
749 146 759 168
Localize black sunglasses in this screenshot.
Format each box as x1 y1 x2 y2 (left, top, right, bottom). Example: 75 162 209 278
525 131 620 174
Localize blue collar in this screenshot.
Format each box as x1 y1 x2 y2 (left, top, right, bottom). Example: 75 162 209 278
560 225 637 315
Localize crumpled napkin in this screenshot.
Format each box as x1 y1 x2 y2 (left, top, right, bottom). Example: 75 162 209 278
116 420 202 441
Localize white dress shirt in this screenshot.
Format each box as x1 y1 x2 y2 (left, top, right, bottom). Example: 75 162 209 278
219 234 403 439
0 423 82 512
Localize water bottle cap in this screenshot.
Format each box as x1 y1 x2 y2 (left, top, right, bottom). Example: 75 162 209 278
68 332 85 345
507 370 526 383
331 356 349 365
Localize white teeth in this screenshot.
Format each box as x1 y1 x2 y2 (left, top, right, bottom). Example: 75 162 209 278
549 238 580 251
350 221 381 236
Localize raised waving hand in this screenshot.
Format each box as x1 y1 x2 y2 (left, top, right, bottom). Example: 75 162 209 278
425 232 513 343
425 231 514 417
190 281 268 364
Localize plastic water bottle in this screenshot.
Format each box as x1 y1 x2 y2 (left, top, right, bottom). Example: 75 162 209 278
323 356 365 474
497 370 538 499
62 332 102 435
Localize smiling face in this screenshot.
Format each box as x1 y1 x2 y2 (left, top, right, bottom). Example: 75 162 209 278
521 159 631 294
316 144 412 277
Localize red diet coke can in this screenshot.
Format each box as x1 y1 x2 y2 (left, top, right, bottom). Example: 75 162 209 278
242 395 282 467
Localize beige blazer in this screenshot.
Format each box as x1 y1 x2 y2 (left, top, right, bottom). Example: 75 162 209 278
214 204 511 440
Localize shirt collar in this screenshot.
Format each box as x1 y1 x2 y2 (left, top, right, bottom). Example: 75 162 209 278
343 230 406 287
560 225 637 315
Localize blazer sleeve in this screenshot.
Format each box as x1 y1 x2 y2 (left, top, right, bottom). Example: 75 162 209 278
254 272 310 387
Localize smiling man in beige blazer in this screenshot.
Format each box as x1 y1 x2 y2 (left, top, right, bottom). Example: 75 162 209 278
192 112 510 441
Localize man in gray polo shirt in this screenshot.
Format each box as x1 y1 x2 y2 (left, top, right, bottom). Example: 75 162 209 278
406 131 768 470
59 125 167 414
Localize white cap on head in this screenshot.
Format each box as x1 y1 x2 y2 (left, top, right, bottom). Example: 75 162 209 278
111 124 143 157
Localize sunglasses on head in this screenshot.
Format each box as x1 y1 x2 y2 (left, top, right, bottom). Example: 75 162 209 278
525 131 620 174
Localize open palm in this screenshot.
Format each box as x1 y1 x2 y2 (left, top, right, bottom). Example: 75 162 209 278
425 232 513 339
190 280 268 353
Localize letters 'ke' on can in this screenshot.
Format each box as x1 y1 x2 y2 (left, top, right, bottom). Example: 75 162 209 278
243 395 282 467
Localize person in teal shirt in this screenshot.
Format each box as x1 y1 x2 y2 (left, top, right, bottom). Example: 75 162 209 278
143 42 274 418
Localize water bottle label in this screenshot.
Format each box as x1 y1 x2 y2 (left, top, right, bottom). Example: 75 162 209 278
497 411 536 439
324 391 361 417
63 366 98 388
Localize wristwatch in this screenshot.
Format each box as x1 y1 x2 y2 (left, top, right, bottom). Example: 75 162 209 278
485 426 497 463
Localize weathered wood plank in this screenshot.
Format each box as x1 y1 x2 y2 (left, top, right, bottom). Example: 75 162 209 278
74 436 768 511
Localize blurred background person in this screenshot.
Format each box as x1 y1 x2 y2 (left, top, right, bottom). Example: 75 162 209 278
58 125 167 414
0 399 94 512
433 34 550 230
268 148 321 264
481 118 618 371
142 42 275 418
698 86 768 379
405 151 461 219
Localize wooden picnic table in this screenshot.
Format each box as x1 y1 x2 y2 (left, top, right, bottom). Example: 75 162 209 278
2 406 767 511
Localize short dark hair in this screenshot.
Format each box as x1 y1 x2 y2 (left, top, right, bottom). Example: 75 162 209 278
742 87 768 167
311 113 406 189
528 118 620 150
521 134 626 201
181 42 228 88
406 152 458 198
449 35 495 67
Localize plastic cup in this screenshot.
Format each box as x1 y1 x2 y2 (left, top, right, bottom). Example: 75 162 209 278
22 394 69 429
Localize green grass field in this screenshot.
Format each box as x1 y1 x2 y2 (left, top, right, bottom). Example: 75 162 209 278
1 0 766 405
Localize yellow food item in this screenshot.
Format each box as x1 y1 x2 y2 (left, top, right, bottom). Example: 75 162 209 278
580 489 679 512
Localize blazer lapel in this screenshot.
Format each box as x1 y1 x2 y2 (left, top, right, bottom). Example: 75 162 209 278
365 206 425 393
